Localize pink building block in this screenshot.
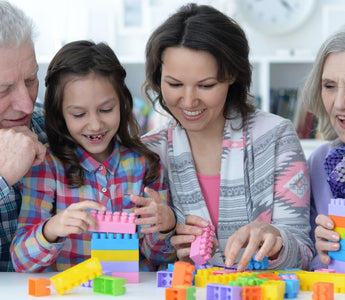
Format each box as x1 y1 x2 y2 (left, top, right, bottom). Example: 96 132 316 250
111 272 139 283
190 222 215 265
315 268 336 273
88 210 136 234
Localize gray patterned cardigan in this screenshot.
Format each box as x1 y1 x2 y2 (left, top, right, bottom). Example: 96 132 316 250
142 109 314 270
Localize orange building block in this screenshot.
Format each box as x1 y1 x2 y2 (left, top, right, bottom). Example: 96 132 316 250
28 278 51 297
165 286 187 300
329 215 345 228
257 273 281 281
171 261 195 287
242 285 262 300
312 282 334 300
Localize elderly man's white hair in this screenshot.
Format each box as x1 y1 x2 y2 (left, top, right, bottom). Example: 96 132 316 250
0 0 36 47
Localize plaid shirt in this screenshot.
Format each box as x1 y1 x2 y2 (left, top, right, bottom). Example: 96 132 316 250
11 139 176 272
0 103 47 271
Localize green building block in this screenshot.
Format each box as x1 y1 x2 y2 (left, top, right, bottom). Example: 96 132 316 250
93 276 126 296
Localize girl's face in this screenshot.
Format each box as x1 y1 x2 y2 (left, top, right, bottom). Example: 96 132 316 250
322 51 345 143
62 72 120 162
161 47 234 135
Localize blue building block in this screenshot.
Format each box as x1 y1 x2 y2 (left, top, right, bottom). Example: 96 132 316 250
166 263 175 272
246 254 269 270
206 283 242 300
157 271 173 287
91 233 139 250
282 279 300 299
329 239 345 262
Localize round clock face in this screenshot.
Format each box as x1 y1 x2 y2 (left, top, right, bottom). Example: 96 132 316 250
236 0 316 35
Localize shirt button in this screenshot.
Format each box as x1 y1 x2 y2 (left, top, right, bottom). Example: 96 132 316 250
99 165 104 171
101 187 107 193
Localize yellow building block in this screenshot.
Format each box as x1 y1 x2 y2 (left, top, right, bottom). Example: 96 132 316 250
334 226 345 238
50 258 102 295
297 271 345 293
91 250 139 261
261 280 285 300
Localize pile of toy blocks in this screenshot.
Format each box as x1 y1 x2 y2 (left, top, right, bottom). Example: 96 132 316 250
328 198 345 272
28 210 138 297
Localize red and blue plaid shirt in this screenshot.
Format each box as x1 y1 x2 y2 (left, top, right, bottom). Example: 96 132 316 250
0 103 47 272
11 139 176 272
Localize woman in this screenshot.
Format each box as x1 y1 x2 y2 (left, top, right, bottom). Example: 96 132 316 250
142 3 313 271
303 31 345 271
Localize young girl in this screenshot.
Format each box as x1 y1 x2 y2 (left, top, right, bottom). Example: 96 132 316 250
10 40 176 272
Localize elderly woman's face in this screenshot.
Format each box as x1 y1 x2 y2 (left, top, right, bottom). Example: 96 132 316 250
160 47 234 135
322 52 345 142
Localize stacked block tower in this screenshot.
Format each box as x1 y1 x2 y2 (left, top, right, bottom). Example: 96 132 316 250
88 210 139 283
328 198 345 272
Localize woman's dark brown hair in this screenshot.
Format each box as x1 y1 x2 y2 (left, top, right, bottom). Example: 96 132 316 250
144 3 254 126
44 40 160 187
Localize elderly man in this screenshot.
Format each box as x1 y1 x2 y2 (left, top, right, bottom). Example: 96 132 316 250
0 1 46 271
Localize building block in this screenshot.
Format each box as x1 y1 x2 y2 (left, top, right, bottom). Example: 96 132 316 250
165 286 196 300
206 283 242 300
333 227 345 238
328 198 345 217
88 210 136 234
247 255 269 270
157 271 173 287
101 261 139 273
242 285 262 300
91 249 139 261
171 261 195 287
91 232 139 250
282 279 300 299
312 282 334 300
28 278 51 297
261 280 285 300
111 272 139 283
189 222 215 265
81 280 93 288
278 273 298 280
257 273 281 281
328 239 345 262
315 269 336 273
93 276 126 296
50 257 102 295
166 263 175 272
329 259 345 273
329 215 345 228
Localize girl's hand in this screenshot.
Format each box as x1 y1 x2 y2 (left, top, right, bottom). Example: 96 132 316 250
224 221 283 272
130 187 176 234
315 214 340 265
43 200 106 243
170 215 216 263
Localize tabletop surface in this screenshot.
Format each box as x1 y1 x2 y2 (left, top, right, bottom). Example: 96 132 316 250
0 271 344 299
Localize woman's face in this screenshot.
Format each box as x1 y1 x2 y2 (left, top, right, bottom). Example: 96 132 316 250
322 52 345 143
161 47 234 135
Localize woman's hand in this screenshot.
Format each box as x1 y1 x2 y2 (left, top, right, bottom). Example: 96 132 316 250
43 200 106 243
315 214 340 265
170 215 216 263
224 221 283 272
130 187 176 234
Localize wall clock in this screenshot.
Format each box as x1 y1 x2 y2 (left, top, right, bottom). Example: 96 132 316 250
236 0 316 35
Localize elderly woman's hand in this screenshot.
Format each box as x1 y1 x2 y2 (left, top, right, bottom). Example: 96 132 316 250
315 214 340 265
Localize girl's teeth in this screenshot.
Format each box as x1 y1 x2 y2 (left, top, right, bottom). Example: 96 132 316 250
87 134 104 140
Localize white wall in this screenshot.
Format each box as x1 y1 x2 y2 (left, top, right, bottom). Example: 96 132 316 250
7 0 345 100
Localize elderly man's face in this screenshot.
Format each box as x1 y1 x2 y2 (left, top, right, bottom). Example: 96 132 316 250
0 41 38 129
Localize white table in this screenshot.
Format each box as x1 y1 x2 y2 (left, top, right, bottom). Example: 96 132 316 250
0 272 344 299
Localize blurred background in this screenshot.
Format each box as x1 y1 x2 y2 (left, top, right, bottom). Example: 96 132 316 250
8 0 345 155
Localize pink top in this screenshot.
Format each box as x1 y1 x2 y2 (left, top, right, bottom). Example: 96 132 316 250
197 172 220 232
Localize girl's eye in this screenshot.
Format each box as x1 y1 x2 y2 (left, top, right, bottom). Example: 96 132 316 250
73 113 85 118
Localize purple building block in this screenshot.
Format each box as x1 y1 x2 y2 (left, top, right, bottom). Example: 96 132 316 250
206 283 242 300
329 259 345 273
328 198 345 217
157 271 173 287
101 261 139 273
